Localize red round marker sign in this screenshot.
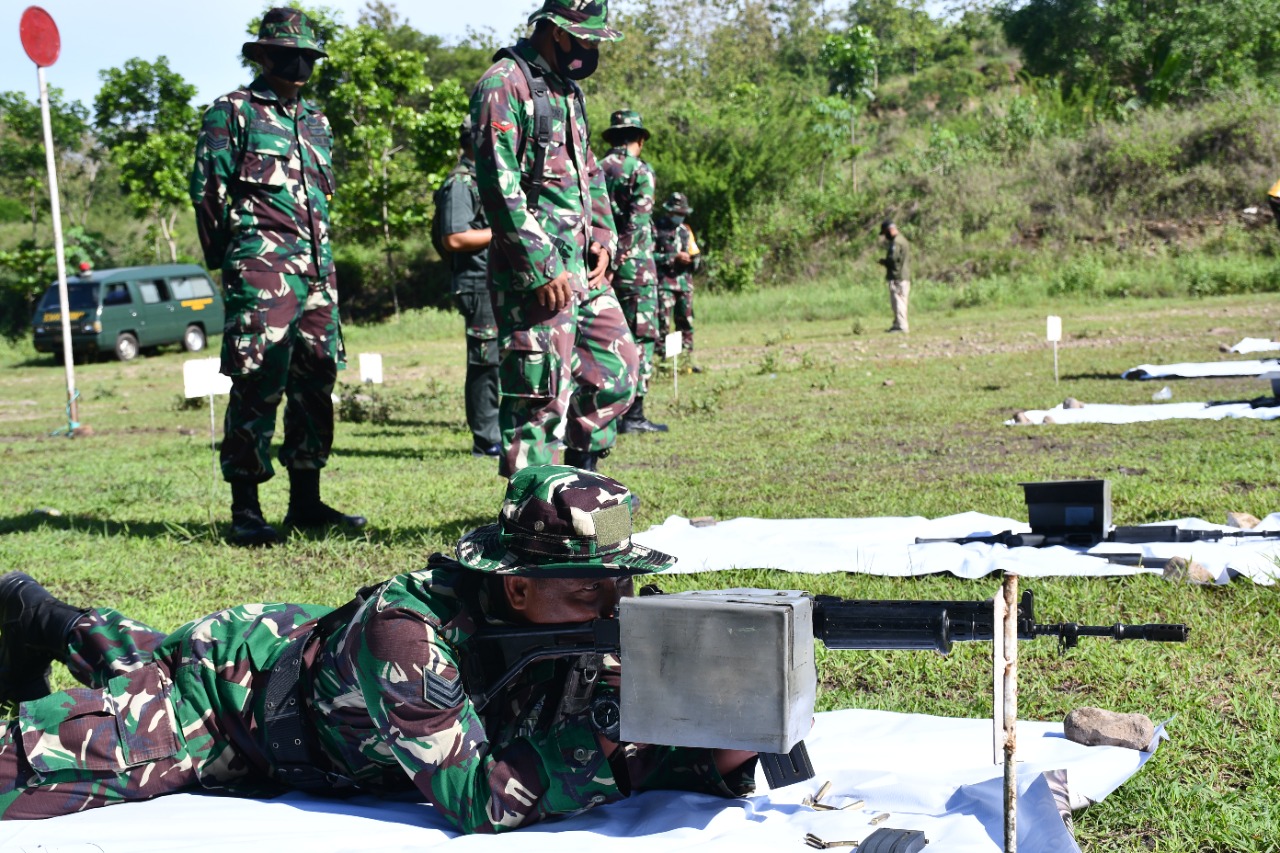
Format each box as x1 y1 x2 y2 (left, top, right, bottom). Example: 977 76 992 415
20 6 61 68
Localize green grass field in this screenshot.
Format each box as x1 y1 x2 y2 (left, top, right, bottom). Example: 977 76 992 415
1 279 1277 852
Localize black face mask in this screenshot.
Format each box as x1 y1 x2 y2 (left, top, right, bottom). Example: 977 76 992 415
266 47 315 84
554 38 599 80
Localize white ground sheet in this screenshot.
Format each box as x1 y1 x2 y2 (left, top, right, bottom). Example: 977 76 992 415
1006 400 1280 425
0 709 1162 853
633 513 1280 585
1228 337 1280 354
1121 359 1277 379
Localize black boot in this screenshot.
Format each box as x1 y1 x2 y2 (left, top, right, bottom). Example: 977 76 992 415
283 468 368 530
564 447 610 472
619 397 669 434
228 480 281 547
0 571 89 703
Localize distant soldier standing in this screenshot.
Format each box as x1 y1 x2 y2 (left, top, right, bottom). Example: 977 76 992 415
472 0 639 474
654 192 701 368
878 220 910 334
436 116 500 457
1269 176 1280 234
600 110 667 434
191 7 365 546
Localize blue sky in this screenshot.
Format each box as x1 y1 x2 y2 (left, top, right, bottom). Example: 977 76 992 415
4 1 540 109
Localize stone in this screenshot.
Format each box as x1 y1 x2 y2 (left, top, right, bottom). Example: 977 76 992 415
1012 411 1032 425
1162 556 1216 585
1226 512 1260 530
1063 707 1155 751
1042 415 1056 424
1063 398 1084 409
689 516 717 528
70 425 95 437
882 379 895 387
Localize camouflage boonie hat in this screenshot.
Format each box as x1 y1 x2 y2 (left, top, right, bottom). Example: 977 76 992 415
456 465 675 577
662 192 692 214
243 7 328 59
602 109 650 144
459 114 474 144
528 0 623 43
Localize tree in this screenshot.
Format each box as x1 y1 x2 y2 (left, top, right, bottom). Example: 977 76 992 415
0 89 89 238
820 26 879 188
94 58 198 262
848 0 943 77
310 24 437 315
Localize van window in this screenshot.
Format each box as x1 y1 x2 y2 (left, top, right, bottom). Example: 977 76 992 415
39 283 99 311
169 276 215 300
137 280 166 304
103 283 132 306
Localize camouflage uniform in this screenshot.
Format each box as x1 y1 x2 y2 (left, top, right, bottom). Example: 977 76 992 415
654 193 701 355
0 466 755 831
599 112 659 397
472 25 639 476
438 152 500 453
190 20 344 485
880 228 911 333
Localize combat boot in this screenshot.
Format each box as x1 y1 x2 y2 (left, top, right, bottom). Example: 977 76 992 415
228 480 282 547
618 397 668 434
564 447 610 472
283 468 368 531
0 571 89 703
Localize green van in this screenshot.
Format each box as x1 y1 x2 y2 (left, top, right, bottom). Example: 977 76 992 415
32 264 224 362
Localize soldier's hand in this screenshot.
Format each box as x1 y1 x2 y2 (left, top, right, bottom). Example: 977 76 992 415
587 241 610 290
535 272 573 312
675 251 692 265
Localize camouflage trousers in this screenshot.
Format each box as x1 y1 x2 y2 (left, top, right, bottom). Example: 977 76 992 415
220 269 346 484
658 287 695 354
0 604 327 818
614 267 659 396
455 288 499 449
494 284 639 477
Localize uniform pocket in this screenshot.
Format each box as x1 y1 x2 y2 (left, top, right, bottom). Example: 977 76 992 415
239 150 289 187
499 329 556 400
19 664 181 784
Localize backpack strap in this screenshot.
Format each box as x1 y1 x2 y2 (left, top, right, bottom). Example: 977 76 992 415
495 47 554 210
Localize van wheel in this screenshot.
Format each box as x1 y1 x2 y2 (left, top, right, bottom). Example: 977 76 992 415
182 324 207 353
114 332 139 362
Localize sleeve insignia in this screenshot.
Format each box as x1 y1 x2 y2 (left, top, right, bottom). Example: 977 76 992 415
491 120 515 133
424 669 465 709
206 135 229 151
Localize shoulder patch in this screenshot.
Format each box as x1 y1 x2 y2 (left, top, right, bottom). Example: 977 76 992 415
206 135 229 151
424 669 465 709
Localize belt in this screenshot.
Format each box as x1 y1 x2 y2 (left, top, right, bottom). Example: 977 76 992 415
262 629 351 792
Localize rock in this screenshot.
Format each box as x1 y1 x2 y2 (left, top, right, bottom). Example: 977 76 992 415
1012 411 1032 425
32 507 62 517
178 427 198 436
1219 343 1232 353
689 516 717 528
1226 512 1260 530
882 379 895 387
1063 397 1084 409
70 425 95 437
1042 415 1056 424
1063 707 1155 751
1162 556 1216 585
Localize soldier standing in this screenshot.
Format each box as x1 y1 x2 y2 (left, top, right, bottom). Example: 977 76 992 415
472 0 639 475
0 466 757 830
190 7 364 546
437 116 500 457
654 192 701 369
878 220 911 333
600 110 667 434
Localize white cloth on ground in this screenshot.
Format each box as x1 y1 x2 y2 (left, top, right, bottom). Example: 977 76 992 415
1006 400 1280 426
1228 338 1280 354
633 512 1280 585
0 709 1163 853
1121 359 1278 379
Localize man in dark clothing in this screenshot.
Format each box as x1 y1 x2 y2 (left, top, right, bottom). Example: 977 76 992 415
438 116 500 457
878 221 911 334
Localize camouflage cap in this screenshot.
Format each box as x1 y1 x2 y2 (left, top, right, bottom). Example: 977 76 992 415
459 113 474 144
602 109 650 144
662 192 692 215
528 0 623 43
455 465 675 577
243 7 328 59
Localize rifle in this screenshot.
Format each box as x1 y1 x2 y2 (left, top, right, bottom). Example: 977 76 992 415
1109 525 1279 544
461 587 1188 788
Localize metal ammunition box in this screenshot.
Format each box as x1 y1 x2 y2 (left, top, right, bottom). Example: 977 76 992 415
619 589 816 754
1020 479 1111 544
